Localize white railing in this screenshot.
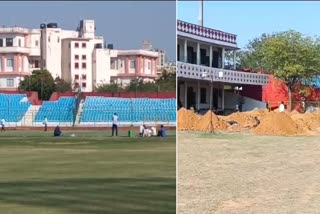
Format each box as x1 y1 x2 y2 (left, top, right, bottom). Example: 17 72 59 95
177 61 269 86
177 20 237 45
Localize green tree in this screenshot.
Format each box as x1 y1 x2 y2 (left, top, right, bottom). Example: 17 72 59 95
156 68 176 92
238 30 320 109
95 82 123 93
19 70 55 100
54 76 72 92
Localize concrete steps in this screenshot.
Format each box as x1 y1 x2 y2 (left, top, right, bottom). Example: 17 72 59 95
20 105 41 126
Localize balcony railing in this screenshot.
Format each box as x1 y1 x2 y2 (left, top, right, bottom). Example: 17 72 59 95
177 20 237 45
177 61 269 86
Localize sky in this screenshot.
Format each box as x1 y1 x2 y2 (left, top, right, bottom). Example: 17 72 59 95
0 1 176 61
177 1 320 49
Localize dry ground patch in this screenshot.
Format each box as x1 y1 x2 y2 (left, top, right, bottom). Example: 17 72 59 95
178 131 320 214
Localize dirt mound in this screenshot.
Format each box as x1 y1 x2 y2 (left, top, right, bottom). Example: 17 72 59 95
245 109 269 120
177 108 199 130
291 112 320 132
225 112 258 128
254 112 300 136
194 110 228 131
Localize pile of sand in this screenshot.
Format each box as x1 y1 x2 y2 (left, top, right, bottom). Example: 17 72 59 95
177 108 199 130
194 110 228 131
291 112 320 132
225 112 257 128
254 112 300 136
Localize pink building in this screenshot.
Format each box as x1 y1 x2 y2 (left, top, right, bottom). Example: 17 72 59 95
110 50 159 85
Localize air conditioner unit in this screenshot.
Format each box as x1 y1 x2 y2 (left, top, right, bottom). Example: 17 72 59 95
201 71 207 78
218 71 223 78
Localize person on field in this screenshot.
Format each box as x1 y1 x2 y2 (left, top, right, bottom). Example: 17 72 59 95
139 124 146 137
43 116 48 132
1 118 5 132
157 124 167 137
279 101 285 112
112 113 119 137
54 126 62 137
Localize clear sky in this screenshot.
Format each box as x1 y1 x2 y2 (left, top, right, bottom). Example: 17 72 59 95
0 1 176 60
177 1 320 49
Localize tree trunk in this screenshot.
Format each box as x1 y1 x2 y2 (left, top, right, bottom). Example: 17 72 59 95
288 86 292 111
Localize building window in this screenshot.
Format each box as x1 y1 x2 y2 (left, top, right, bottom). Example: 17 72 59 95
6 38 13 47
35 40 39 46
82 55 86 60
6 58 13 69
82 62 86 69
75 55 79 60
57 37 60 43
130 60 136 69
18 39 21 47
75 82 79 87
6 79 14 87
35 60 39 68
75 74 79 80
0 39 3 47
110 58 116 69
82 74 86 80
200 88 207 103
148 61 151 69
75 43 79 48
82 43 86 48
82 82 86 88
75 62 79 69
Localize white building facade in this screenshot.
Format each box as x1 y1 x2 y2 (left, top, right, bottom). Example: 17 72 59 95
0 20 161 92
177 19 269 114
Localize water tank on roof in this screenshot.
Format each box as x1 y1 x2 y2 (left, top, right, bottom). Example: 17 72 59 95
107 44 114 49
47 23 58 28
40 23 46 29
95 43 103 49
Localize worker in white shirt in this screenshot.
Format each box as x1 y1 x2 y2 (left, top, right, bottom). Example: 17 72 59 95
279 101 285 112
1 118 5 132
43 116 48 132
112 113 119 137
139 125 146 137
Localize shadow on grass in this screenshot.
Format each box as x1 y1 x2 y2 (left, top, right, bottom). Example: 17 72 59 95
0 177 175 214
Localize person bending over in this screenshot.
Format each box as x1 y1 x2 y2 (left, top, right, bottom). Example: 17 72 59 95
54 126 62 137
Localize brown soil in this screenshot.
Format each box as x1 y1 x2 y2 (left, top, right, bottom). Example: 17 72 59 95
225 112 257 128
177 108 200 130
254 112 300 136
194 110 228 131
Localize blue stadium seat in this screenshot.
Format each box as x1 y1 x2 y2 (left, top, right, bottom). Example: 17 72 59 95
0 93 31 122
35 97 75 122
80 97 176 123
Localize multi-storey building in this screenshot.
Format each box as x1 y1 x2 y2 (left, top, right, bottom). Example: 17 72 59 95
177 19 269 114
0 20 160 92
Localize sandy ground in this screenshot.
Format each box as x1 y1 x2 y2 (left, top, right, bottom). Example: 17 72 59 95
178 131 320 214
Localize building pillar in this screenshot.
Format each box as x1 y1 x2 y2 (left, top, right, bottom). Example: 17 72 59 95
197 42 200 65
197 80 200 110
221 83 225 111
125 57 129 74
222 47 225 69
184 39 187 63
233 50 236 69
14 55 18 72
136 56 141 75
21 55 24 72
0 55 4 72
209 46 213 68
143 57 145 74
184 81 188 108
209 84 213 110
152 58 156 75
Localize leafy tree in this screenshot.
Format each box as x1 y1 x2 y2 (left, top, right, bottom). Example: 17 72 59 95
156 68 176 92
95 82 123 93
238 30 320 109
19 70 55 100
54 76 72 92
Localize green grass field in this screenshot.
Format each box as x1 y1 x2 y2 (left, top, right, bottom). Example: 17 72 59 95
0 130 176 214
